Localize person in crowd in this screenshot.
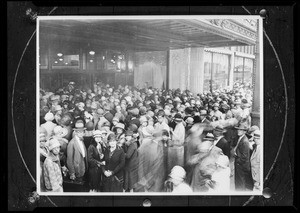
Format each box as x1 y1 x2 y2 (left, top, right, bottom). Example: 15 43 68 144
233 123 253 191
52 125 69 167
212 125 230 159
154 110 170 133
123 130 139 192
190 140 223 192
83 121 94 150
87 130 105 192
164 166 192 193
40 112 57 140
43 138 64 192
102 133 125 192
209 154 231 192
114 123 126 150
250 130 261 191
168 113 185 173
66 120 88 182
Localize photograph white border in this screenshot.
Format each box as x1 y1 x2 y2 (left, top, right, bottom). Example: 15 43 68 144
36 15 264 196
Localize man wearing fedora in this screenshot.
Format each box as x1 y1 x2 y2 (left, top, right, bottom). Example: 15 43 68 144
212 125 230 159
250 130 261 191
233 123 253 191
66 120 88 185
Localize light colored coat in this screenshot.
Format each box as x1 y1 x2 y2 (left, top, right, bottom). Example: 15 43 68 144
250 144 261 190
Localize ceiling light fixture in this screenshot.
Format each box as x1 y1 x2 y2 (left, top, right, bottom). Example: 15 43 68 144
57 53 63 57
89 51 95 55
59 58 63 61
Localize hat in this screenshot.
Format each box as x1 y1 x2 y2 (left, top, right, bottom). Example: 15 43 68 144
200 110 207 116
234 123 249 131
69 81 75 85
198 141 213 153
214 125 225 133
112 117 119 122
53 126 68 137
169 166 186 181
204 133 215 141
248 125 259 134
40 133 46 142
129 124 138 132
185 117 194 125
48 138 61 151
139 106 147 115
125 130 134 136
174 97 182 103
115 123 125 130
93 130 102 138
213 103 220 108
54 105 63 111
253 130 260 138
139 116 148 124
97 108 104 115
78 102 85 108
44 112 54 121
129 108 139 116
85 121 94 131
74 120 86 131
103 121 111 127
216 155 229 168
147 111 154 118
107 132 116 142
174 113 182 122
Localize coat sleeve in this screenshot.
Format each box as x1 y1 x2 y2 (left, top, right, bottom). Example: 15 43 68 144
125 143 136 159
236 139 250 166
66 141 75 176
88 146 99 168
112 150 125 175
222 139 231 159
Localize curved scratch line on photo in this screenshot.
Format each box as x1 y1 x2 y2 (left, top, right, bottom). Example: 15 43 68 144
11 6 58 207
241 6 288 206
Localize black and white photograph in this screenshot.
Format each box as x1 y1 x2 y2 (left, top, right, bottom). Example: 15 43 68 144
36 16 263 196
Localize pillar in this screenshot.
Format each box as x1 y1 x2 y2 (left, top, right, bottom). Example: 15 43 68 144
189 47 205 95
251 19 261 128
229 52 235 89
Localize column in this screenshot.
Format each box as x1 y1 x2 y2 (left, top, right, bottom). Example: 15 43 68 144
251 19 260 128
189 47 205 94
228 52 235 89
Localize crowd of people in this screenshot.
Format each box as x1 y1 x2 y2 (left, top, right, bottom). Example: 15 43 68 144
39 80 261 193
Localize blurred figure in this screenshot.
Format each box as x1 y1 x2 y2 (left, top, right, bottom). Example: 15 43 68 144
41 112 57 140
209 154 231 192
123 130 139 192
164 166 192 193
250 130 261 191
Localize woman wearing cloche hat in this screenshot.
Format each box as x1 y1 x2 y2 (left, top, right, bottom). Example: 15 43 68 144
43 138 64 192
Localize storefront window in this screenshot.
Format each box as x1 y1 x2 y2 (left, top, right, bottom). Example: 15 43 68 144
234 56 254 84
203 51 230 92
51 54 80 69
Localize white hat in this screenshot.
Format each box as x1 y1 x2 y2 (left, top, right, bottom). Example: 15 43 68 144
216 155 229 168
48 138 61 151
253 130 260 138
44 112 54 121
53 126 68 137
93 130 103 138
169 166 186 181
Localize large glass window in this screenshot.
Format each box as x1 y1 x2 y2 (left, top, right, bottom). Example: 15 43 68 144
203 51 230 92
233 56 254 84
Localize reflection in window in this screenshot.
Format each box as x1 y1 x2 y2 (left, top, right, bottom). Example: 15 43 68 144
234 56 254 84
52 54 80 69
203 51 230 92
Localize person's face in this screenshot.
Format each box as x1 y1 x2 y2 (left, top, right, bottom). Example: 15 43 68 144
162 135 168 141
95 136 102 143
116 128 123 134
75 130 85 139
158 115 164 123
109 139 117 148
214 106 218 111
237 129 246 136
125 135 132 141
51 146 60 155
254 137 260 144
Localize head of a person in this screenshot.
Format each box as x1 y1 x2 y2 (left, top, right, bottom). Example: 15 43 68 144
199 110 207 120
213 125 224 137
74 120 86 139
48 138 61 156
169 166 186 186
157 110 165 123
161 129 170 141
93 130 103 143
253 130 261 144
115 123 125 134
236 123 249 136
107 133 117 149
125 130 134 142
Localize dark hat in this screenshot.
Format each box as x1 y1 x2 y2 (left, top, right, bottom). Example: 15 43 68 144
74 120 86 131
234 123 249 131
174 113 182 122
85 121 94 131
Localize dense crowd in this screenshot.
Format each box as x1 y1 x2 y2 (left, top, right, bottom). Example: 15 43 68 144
39 80 261 193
